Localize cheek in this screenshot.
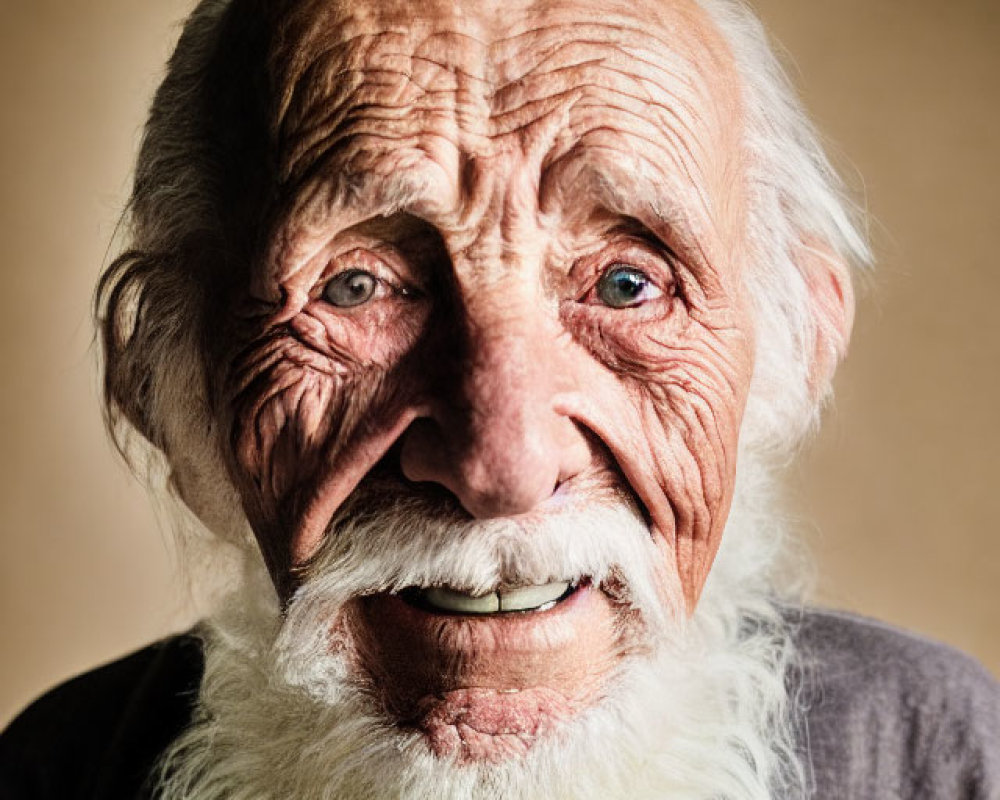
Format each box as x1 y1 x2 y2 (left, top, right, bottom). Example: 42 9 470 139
648 327 754 595
567 305 754 604
641 331 750 519
223 302 429 575
229 337 363 516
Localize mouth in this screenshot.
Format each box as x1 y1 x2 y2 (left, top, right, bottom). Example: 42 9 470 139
342 576 631 761
400 580 580 616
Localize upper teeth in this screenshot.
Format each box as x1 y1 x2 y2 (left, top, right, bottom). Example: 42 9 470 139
420 581 571 615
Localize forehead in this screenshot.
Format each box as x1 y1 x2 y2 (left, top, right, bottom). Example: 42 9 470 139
264 0 743 262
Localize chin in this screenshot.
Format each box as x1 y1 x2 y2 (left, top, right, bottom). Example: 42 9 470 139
154 476 805 800
342 575 641 763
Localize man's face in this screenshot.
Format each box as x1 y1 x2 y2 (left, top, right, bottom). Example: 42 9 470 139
218 0 752 762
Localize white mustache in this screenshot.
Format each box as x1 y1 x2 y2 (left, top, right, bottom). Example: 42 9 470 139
291 478 669 614
177 470 795 800
269 478 680 684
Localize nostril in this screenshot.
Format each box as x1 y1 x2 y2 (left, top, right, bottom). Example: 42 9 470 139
398 417 443 485
371 439 407 482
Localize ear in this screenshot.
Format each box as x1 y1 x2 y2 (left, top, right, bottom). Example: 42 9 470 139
798 238 855 398
166 440 252 545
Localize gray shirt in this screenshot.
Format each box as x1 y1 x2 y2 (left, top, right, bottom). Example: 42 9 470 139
1 608 998 798
794 609 1000 798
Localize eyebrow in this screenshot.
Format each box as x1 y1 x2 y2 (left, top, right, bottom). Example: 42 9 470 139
280 147 454 234
277 123 714 284
539 146 712 271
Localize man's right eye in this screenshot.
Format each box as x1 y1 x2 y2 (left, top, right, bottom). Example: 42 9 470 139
323 269 382 308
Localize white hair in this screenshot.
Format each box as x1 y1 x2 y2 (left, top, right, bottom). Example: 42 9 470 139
93 0 870 797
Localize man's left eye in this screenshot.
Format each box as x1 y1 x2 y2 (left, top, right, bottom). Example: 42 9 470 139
323 269 383 308
593 264 662 309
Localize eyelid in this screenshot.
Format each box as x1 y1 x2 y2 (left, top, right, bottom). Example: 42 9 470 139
321 247 401 284
311 246 428 310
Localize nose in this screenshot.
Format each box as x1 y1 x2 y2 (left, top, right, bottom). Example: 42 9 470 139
399 317 592 518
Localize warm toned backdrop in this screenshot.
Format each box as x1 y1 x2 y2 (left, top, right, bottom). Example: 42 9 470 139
2 0 998 725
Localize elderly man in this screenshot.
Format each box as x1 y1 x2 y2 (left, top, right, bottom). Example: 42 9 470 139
2 0 998 797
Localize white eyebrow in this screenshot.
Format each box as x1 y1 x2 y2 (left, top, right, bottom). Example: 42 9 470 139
540 146 713 272
258 153 450 298
326 153 459 222
273 146 456 244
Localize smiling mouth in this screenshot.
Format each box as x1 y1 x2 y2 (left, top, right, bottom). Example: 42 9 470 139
343 574 633 761
400 580 581 616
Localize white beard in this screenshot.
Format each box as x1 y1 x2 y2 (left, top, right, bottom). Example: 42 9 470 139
154 464 807 800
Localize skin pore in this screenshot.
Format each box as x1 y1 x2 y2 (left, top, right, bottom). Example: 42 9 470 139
214 0 755 761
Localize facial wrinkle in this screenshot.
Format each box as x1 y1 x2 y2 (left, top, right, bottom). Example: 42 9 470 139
225 0 755 609
273 22 492 183
267 2 738 246
487 6 743 265
491 30 714 165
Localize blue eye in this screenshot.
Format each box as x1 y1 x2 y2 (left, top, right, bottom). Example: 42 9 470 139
323 269 380 308
594 265 659 308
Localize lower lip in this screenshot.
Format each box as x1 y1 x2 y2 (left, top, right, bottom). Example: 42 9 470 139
343 582 622 760
345 581 618 712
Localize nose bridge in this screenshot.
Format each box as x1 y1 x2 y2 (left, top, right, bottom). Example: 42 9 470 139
397 171 593 517
446 287 563 508
446 193 557 452
398 263 591 518
460 307 551 443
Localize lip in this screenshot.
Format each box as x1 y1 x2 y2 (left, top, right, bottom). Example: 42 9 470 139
344 581 625 719
340 580 634 761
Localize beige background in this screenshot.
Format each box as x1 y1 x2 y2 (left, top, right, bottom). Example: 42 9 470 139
1 0 997 726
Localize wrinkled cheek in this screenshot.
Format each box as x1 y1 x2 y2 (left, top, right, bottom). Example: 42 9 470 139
655 393 740 597
235 371 339 514
638 353 751 606
223 343 373 576
229 374 329 510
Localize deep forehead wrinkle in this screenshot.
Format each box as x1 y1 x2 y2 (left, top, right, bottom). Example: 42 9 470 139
265 0 743 275
271 0 738 154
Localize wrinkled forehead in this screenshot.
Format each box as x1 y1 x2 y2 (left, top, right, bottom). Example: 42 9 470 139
246 0 745 284
270 0 737 92
268 0 741 176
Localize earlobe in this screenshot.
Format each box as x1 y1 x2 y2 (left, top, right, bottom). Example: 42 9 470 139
798 238 855 398
167 464 215 531
162 414 251 545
